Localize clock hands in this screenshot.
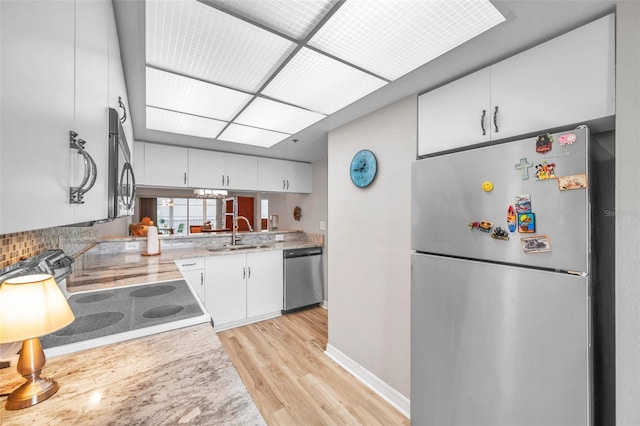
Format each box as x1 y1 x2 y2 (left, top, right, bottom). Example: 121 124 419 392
352 161 366 172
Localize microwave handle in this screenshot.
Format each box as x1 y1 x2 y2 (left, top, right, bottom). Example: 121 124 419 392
120 162 136 209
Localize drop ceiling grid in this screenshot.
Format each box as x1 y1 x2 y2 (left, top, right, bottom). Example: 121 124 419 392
261 47 387 115
146 106 227 139
219 123 290 148
146 0 297 93
235 97 326 135
203 0 340 40
146 67 253 122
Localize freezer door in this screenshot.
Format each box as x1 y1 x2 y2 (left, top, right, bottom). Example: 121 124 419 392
411 254 591 425
412 126 589 273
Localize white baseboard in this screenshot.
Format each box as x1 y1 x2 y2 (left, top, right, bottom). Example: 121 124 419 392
213 311 281 332
320 300 328 309
324 344 410 418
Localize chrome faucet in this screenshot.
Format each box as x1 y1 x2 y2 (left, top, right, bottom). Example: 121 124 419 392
224 196 253 246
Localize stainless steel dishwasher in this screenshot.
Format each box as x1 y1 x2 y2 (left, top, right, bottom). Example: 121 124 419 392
283 247 324 313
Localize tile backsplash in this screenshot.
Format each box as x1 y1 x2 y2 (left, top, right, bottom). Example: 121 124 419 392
0 226 97 269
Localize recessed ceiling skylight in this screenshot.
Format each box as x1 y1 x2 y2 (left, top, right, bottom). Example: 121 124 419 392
218 123 290 148
201 0 339 40
309 0 505 81
144 0 505 148
235 97 326 135
146 0 297 92
262 47 387 115
146 67 252 121
146 106 227 139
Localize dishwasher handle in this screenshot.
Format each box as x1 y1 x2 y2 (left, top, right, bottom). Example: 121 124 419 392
284 247 323 258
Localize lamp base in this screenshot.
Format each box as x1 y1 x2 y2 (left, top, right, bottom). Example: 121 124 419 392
5 376 59 410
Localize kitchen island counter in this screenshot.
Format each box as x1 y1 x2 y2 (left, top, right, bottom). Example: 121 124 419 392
0 323 264 425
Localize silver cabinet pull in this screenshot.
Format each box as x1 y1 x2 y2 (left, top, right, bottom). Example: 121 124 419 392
184 172 187 184
243 266 246 279
222 175 225 186
481 109 486 136
200 272 204 286
286 180 289 190
283 179 286 190
226 175 229 187
181 262 197 267
118 96 127 123
248 266 251 279
70 131 98 204
120 162 136 210
493 105 499 133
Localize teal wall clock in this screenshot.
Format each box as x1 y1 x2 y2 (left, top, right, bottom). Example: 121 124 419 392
350 149 377 188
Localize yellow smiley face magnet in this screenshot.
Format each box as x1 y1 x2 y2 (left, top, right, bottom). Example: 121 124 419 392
481 181 494 192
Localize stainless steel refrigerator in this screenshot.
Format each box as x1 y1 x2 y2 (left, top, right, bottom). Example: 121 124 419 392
411 126 604 425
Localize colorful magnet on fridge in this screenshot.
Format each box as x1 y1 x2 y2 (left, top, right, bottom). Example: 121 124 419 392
557 173 588 191
507 205 517 232
479 221 493 233
481 181 494 192
518 213 536 233
535 133 554 153
535 160 557 180
559 133 577 145
515 194 532 213
491 226 509 241
515 158 533 180
468 221 480 230
521 235 551 253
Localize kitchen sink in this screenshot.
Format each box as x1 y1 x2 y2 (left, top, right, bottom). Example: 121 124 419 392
208 244 273 252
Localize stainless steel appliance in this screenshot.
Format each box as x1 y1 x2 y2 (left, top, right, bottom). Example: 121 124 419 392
283 247 323 313
411 126 614 425
108 107 135 219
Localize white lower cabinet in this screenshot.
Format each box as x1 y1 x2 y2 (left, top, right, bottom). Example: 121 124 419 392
175 257 205 305
205 250 283 329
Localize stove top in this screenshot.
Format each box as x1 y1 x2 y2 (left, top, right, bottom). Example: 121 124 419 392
40 279 209 356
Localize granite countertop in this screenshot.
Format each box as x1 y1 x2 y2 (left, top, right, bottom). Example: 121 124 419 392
66 240 321 292
0 324 265 425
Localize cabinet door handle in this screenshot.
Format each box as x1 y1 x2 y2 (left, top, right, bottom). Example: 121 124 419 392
226 175 229 187
493 106 499 133
184 172 187 184
480 109 486 136
181 262 197 267
118 96 127 123
248 266 251 279
283 179 286 190
243 267 246 279
222 175 225 186
200 272 204 286
69 131 98 204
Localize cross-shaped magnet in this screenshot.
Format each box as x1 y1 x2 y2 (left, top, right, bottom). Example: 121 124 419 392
515 158 533 180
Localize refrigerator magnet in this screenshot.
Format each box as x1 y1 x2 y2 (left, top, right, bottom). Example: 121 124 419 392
479 221 493 233
557 173 588 191
559 133 577 145
515 194 532 213
535 133 554 153
520 235 551 253
515 158 533 180
507 205 517 232
535 160 557 180
518 213 536 233
491 227 509 240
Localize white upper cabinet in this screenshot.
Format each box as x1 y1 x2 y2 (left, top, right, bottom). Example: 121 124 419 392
258 158 312 193
490 13 615 141
418 14 615 156
73 0 110 225
225 153 257 191
418 68 491 154
1 0 120 233
0 0 76 233
133 142 146 186
144 143 189 187
188 148 226 189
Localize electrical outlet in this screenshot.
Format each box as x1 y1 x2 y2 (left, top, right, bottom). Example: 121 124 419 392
319 221 326 231
275 234 284 241
125 242 140 251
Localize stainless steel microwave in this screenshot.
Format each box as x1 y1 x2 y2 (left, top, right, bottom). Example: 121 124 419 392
108 108 136 219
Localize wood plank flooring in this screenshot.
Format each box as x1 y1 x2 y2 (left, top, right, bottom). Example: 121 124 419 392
217 307 409 425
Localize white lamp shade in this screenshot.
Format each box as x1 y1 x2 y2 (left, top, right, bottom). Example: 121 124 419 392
0 274 75 344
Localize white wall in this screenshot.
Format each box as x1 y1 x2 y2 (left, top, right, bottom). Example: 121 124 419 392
327 96 415 400
616 3 640 423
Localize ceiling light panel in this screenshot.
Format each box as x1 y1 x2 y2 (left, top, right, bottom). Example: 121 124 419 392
146 106 227 139
262 47 387 115
146 0 297 92
202 0 339 40
309 0 505 81
146 67 252 121
219 123 290 148
235 97 326 134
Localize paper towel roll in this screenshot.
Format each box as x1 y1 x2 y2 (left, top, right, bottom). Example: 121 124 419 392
146 226 160 255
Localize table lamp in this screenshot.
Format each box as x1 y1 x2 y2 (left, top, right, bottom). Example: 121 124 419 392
0 274 75 410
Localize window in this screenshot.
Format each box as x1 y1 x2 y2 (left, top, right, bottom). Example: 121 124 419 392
157 198 219 234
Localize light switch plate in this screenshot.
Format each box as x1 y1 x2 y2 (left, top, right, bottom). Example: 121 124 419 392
319 221 326 231
275 234 285 241
125 242 140 251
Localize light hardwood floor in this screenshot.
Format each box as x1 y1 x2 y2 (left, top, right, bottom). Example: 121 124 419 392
218 307 409 425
